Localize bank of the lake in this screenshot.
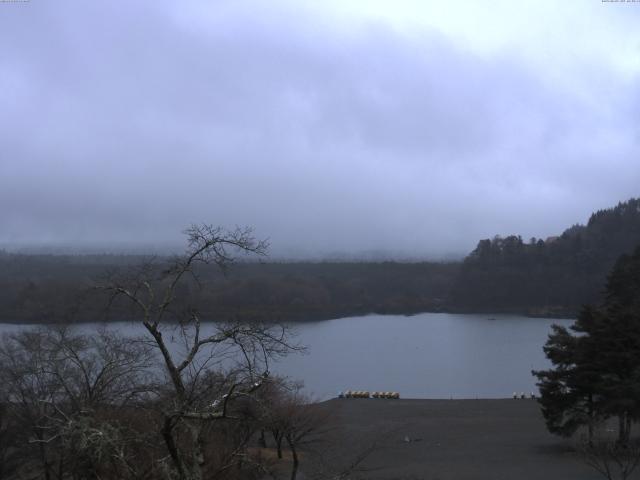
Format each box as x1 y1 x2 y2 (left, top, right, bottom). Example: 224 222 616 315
318 397 602 480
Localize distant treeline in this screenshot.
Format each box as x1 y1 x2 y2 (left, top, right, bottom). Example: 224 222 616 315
0 254 458 323
2 197 640 323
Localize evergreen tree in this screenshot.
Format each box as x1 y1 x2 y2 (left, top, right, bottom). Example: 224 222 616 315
533 308 602 441
533 246 640 444
596 246 640 443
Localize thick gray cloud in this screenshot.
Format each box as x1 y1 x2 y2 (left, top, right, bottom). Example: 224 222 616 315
1 0 639 258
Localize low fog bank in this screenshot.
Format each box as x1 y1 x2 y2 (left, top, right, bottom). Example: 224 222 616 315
0 242 466 262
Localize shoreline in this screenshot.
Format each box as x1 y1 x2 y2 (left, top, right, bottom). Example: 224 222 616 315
0 308 576 325
318 397 603 479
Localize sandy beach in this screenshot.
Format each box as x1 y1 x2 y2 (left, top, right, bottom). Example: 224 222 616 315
314 398 605 480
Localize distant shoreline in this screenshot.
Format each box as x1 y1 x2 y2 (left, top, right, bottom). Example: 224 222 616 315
0 308 576 325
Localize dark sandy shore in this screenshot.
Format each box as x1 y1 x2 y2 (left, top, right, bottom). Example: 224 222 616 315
316 398 604 480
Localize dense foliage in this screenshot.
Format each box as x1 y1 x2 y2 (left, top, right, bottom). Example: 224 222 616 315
533 245 640 444
0 255 458 323
453 198 640 315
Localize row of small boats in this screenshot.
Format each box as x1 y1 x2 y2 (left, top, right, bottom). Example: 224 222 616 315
514 392 536 399
338 390 400 399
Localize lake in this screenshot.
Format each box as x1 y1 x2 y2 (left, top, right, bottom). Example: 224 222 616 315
0 312 573 400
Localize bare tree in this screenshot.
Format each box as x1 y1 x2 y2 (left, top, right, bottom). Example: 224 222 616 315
0 326 156 479
281 389 330 480
579 438 640 480
254 378 336 480
100 225 301 480
0 388 20 479
0 226 301 480
257 378 295 460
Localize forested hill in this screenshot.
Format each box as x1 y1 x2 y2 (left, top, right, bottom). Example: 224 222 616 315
451 198 640 316
0 255 458 323
1 198 640 323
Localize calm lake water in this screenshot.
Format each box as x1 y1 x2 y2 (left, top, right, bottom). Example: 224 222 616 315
0 313 573 400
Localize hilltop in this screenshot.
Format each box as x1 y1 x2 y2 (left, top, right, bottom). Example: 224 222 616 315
452 198 640 316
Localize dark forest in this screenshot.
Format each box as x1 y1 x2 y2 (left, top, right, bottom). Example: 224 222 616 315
2 198 640 324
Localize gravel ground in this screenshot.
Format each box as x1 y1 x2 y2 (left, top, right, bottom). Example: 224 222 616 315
315 398 607 480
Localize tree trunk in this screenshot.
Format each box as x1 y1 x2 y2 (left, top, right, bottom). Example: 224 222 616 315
188 422 205 480
162 416 186 480
587 394 594 446
286 435 299 480
145 324 187 400
588 394 596 447
274 433 283 459
618 412 631 445
618 415 625 444
259 429 266 448
37 434 51 480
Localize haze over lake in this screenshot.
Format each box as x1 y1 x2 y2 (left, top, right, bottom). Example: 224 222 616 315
0 313 572 400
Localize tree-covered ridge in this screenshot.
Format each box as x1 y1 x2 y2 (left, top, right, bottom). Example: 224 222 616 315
1 198 640 322
453 198 640 315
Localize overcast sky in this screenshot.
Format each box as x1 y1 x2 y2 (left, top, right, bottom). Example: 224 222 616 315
1 0 639 258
